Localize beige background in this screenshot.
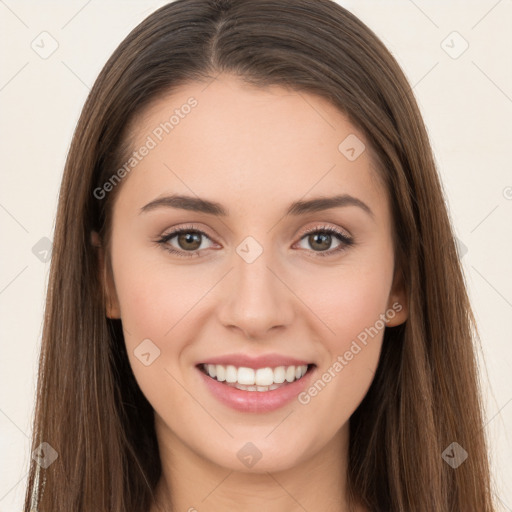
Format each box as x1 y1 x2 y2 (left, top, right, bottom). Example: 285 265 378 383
1 0 511 510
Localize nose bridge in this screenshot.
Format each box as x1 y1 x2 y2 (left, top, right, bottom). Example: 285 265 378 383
234 233 281 304
218 232 293 337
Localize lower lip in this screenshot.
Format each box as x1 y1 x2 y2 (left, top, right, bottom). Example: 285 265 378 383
196 365 315 413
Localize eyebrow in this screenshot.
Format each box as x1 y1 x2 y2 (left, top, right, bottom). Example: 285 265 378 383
139 193 374 219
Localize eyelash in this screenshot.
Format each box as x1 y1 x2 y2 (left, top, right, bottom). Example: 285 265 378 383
154 224 354 259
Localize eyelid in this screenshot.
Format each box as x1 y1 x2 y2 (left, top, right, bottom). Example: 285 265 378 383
298 223 352 240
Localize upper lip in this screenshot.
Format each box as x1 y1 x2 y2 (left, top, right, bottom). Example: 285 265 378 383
197 353 314 369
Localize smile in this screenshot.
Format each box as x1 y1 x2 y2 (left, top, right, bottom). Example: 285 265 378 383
197 362 316 412
200 363 310 391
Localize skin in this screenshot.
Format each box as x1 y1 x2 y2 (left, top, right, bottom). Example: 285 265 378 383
93 73 408 512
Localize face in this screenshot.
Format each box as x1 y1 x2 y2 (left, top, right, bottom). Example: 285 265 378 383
95 73 407 473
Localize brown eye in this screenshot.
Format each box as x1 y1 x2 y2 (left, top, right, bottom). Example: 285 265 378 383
307 232 333 251
296 226 354 257
176 231 203 251
156 225 215 258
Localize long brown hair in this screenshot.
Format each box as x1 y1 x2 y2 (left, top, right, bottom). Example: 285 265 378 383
24 0 496 510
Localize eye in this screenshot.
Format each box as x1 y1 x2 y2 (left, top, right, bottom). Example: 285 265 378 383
155 224 216 258
155 224 354 258
294 225 354 257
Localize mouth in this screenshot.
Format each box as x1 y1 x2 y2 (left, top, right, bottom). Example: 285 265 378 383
198 363 314 392
196 362 317 412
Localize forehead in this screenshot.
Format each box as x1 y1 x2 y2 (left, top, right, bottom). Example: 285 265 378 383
117 74 387 221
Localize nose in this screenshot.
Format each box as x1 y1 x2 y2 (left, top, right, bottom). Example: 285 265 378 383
217 238 295 340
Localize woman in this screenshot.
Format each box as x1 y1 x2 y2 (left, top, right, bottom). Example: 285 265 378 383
24 0 496 510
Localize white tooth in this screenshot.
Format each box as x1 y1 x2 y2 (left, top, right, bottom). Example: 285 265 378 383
216 365 226 381
256 386 269 391
255 367 274 386
237 367 255 385
225 365 237 383
273 366 286 384
246 385 257 391
269 384 280 390
210 363 308 386
285 366 296 382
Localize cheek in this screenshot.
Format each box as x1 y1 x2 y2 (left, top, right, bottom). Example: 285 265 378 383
110 242 220 392
298 256 392 404
297 277 387 429
116 268 171 344
111 238 210 342
304 258 393 347
111 254 205 415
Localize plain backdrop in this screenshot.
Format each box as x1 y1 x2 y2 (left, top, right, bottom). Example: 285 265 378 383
1 1 511 510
